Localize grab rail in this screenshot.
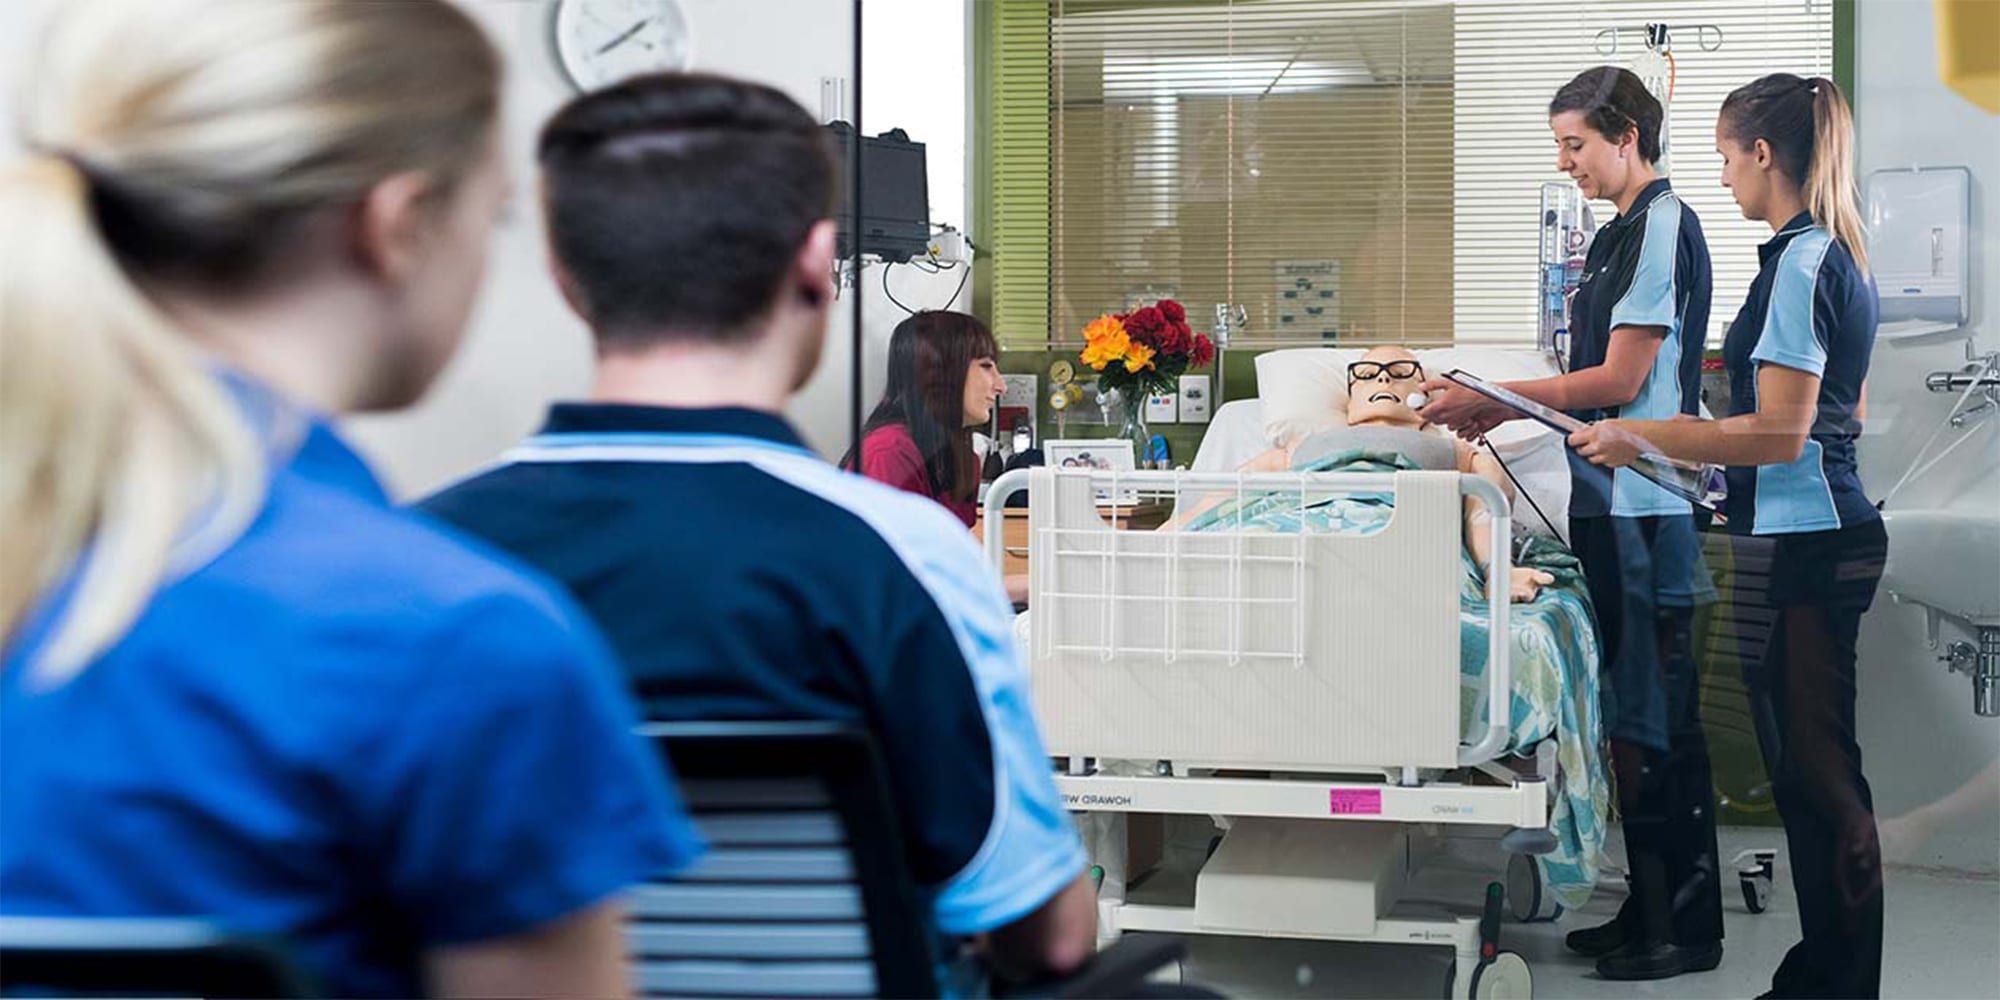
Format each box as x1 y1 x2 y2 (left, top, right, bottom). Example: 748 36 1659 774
982 468 1514 769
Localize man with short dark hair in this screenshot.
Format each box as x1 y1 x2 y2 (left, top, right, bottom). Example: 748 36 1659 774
420 73 1096 984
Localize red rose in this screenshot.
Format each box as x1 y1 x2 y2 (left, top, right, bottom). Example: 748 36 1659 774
1160 299 1187 324
1155 320 1189 356
1190 333 1215 367
1125 306 1167 347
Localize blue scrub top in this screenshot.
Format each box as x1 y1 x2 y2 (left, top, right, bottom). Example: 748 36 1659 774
1 386 703 998
1721 213 1880 535
421 404 1089 941
1563 178 1713 518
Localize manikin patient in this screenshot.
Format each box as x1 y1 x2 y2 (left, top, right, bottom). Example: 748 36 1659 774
1225 346 1556 602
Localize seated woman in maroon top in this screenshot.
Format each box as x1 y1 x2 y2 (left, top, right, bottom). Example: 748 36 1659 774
847 311 1005 527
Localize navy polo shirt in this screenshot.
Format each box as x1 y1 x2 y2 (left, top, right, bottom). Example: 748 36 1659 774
1721 213 1880 535
1564 178 1712 518
2 388 701 998
420 404 1087 938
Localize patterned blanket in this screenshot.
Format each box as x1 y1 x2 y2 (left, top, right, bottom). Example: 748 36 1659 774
1181 447 1608 910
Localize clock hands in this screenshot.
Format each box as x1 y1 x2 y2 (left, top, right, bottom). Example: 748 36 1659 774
596 18 652 56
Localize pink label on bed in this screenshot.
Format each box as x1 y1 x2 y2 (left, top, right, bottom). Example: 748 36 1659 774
1328 789 1383 815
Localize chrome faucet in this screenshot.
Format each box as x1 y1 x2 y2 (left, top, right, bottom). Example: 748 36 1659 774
1940 629 2000 718
1925 347 2000 427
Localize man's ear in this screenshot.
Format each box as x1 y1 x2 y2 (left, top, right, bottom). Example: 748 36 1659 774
547 255 590 321
351 170 436 280
793 219 837 309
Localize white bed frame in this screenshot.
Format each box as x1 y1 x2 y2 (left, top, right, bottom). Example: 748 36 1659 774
986 467 1550 998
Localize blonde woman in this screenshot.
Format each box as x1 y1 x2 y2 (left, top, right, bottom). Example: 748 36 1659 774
1572 74 1883 999
0 3 699 997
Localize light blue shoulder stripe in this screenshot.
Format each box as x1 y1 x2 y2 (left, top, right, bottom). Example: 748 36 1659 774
710 450 1086 935
1609 193 1683 333
1751 229 1834 378
1609 195 1692 516
519 431 818 459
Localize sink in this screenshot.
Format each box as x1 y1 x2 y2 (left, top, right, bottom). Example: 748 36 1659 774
1880 509 2000 625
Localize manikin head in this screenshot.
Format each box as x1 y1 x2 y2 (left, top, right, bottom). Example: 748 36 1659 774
1345 345 1427 429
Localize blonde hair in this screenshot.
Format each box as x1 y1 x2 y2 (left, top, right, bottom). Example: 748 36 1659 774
1 0 499 684
1721 73 1870 275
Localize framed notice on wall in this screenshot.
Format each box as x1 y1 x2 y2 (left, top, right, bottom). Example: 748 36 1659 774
1275 259 1340 341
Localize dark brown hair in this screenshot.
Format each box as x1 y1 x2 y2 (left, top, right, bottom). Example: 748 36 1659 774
538 72 835 348
846 311 999 503
1550 65 1664 164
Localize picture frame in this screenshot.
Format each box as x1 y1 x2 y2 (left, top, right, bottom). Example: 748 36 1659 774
1044 439 1140 504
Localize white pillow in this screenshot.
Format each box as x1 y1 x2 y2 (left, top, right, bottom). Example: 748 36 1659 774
1255 346 1560 447
1252 346 1572 541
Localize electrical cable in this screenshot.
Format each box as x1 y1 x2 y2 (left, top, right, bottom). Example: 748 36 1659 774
1479 434 1564 541
945 257 971 308
880 259 973 314
881 261 917 315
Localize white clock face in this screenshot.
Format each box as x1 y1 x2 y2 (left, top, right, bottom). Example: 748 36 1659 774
553 0 693 93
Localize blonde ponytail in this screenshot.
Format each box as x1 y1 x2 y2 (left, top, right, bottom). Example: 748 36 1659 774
1803 77 1870 276
1722 72 1871 275
0 156 262 683
2 0 498 682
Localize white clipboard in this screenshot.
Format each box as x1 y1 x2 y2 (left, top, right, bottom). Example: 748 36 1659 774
1440 369 1724 516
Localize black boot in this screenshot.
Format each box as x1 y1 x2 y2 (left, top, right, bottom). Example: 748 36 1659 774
1596 940 1724 981
1563 908 1632 957
1595 942 1687 980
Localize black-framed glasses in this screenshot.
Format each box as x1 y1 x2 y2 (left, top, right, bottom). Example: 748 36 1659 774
1347 360 1424 384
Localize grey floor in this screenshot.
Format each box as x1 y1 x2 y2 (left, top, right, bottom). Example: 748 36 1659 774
1141 827 2000 998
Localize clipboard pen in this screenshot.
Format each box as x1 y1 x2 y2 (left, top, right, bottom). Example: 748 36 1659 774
1437 369 1727 519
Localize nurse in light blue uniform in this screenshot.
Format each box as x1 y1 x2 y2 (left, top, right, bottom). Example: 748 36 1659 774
1573 74 1886 1000
0 4 698 997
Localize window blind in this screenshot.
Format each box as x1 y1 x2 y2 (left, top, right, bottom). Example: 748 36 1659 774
1452 0 1834 345
981 0 1055 343
992 0 1834 348
1049 0 1454 347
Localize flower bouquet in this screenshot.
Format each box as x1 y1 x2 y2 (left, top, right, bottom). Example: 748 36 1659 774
1078 299 1215 458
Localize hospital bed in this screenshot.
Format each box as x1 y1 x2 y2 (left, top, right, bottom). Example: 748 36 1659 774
986 347 1587 999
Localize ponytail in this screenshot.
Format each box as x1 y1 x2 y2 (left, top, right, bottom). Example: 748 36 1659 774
1720 73 1870 275
1803 77 1870 275
0 155 263 684
3 0 499 684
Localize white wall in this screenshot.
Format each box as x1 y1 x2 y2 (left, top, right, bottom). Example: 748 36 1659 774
0 0 970 495
349 0 970 490
1852 0 2000 873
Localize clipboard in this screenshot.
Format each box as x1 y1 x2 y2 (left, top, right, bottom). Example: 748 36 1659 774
1440 369 1725 516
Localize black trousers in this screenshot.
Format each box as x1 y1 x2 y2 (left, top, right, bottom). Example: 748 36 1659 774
1749 519 1889 999
1572 515 1724 947
1614 608 1726 947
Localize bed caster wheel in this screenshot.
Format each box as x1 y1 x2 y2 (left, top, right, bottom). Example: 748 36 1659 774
1470 952 1532 999
1447 953 1533 999
1733 849 1776 914
1741 874 1771 914
1504 854 1563 923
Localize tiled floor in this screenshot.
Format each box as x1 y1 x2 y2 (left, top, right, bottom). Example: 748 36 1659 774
1135 826 2000 998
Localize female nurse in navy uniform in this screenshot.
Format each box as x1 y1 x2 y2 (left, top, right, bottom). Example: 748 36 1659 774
1423 65 1723 982
1572 73 1885 1000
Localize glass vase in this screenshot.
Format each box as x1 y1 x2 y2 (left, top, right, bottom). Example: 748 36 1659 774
1114 388 1150 467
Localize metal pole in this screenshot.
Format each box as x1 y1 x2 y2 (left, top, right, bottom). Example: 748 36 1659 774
848 0 865 464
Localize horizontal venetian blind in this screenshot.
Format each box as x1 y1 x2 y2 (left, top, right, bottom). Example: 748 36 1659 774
1452 0 1834 345
985 0 1055 344
1049 0 1454 347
